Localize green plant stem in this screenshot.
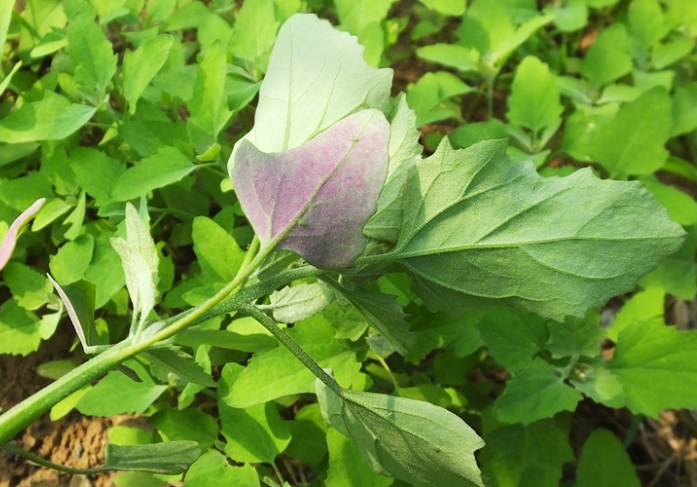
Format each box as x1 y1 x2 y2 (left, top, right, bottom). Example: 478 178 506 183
375 354 401 395
0 244 275 446
623 413 644 449
238 304 344 397
3 442 104 475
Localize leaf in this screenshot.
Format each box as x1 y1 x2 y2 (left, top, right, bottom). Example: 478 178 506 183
0 92 97 143
579 24 632 87
110 147 196 202
640 176 697 226
476 308 548 373
192 216 245 283
70 147 127 207
83 232 126 308
316 380 485 487
186 40 232 154
268 282 335 323
576 428 642 487
417 0 466 16
415 44 480 72
592 87 673 177
123 35 174 113
492 358 584 424
184 451 260 487
3 263 52 310
546 0 588 32
232 109 390 269
639 229 697 300
111 203 159 329
506 56 563 133
151 409 218 451
67 13 117 97
406 71 473 127
0 299 41 356
49 234 94 285
0 198 45 272
230 0 279 66
325 427 394 487
609 320 697 417
102 441 201 474
373 138 685 321
235 13 392 155
570 361 625 408
143 346 217 387
546 312 604 358
480 421 574 487
228 314 362 408
0 0 13 59
364 93 422 244
628 0 667 48
671 83 697 136
449 120 509 150
77 373 166 416
219 363 292 463
285 403 329 465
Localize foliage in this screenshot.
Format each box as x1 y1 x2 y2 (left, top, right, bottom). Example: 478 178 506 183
0 1 696 486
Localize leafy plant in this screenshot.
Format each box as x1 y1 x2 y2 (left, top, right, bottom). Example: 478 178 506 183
0 1 696 486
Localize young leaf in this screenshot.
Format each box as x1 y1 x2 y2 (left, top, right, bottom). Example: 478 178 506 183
232 109 390 269
70 147 127 207
0 0 13 60
0 92 97 143
184 451 260 487
67 13 117 98
267 282 335 324
507 56 563 133
492 358 584 424
235 13 392 155
0 300 41 356
151 409 219 451
230 0 279 66
325 427 394 487
375 138 685 321
0 198 44 272
111 203 160 331
102 441 201 474
592 87 672 177
123 35 174 113
49 234 95 285
570 361 625 408
316 379 485 487
609 320 697 417
192 216 245 283
579 24 632 88
628 0 667 48
77 367 167 416
576 428 642 487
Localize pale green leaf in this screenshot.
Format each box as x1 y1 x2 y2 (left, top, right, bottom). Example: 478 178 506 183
641 176 697 226
0 299 41 356
507 56 563 132
628 0 667 48
372 138 685 321
325 427 394 487
123 35 173 113
0 0 13 60
267 282 335 323
184 451 260 487
570 361 625 408
579 24 632 87
415 44 480 72
0 92 97 143
671 83 697 136
417 0 466 16
49 234 94 285
492 358 584 424
547 312 604 358
67 13 117 96
576 428 642 487
231 0 279 66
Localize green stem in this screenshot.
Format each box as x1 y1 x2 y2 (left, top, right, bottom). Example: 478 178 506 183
3 442 105 475
0 244 275 446
623 413 644 449
238 305 343 397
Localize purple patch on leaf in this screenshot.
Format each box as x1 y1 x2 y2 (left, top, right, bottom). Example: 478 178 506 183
232 109 390 269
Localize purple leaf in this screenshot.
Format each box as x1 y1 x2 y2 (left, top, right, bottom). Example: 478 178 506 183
232 109 390 269
0 198 45 272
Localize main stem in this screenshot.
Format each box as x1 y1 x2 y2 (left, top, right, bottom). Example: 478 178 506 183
0 240 271 447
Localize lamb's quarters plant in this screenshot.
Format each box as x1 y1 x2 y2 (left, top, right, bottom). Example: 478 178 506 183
0 2 696 486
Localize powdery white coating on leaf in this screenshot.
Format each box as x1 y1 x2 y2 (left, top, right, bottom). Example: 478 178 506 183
233 109 390 269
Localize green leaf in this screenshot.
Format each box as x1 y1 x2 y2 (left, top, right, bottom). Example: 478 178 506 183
110 203 159 329
406 71 473 127
449 120 509 150
325 427 394 487
192 216 245 283
316 380 485 487
231 0 279 66
671 83 697 136
151 409 218 451
49 234 94 285
652 38 694 70
0 0 13 60
119 120 192 159
415 44 480 72
83 232 126 308
376 138 685 321
70 147 127 207
628 0 667 48
570 361 625 408
417 0 466 16
0 198 45 272
364 93 422 244
546 0 588 32
102 441 201 474
228 314 362 407
49 278 101 350
579 24 632 87
144 346 217 387
592 87 672 177
546 312 604 358
267 282 335 324
480 421 574 487
561 104 617 162
506 56 563 133
476 308 548 372
110 147 196 202
639 230 697 300
576 428 642 487
609 320 697 417
285 403 328 465
184 451 260 487
0 92 97 143
187 40 233 154
123 35 173 113
640 176 697 226
492 358 584 424
67 13 117 98
235 13 391 155
0 299 41 356
219 363 291 463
